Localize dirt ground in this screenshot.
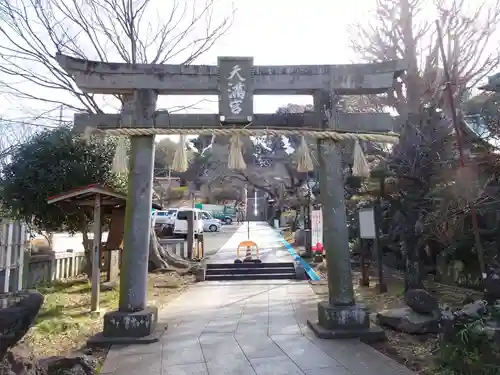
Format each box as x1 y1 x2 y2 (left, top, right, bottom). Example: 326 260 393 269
310 262 482 375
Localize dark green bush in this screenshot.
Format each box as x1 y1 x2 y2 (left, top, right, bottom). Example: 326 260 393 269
435 316 500 375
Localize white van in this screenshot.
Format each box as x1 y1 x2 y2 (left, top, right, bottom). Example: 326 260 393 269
173 208 204 237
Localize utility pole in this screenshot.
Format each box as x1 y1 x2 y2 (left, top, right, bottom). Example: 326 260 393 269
58 105 63 126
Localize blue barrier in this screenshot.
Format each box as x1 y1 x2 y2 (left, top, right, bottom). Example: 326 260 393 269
279 239 321 281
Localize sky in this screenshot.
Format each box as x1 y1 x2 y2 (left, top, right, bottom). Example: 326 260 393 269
0 0 371 138
160 0 365 115
0 0 498 143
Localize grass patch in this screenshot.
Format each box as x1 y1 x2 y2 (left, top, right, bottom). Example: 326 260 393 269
24 273 194 358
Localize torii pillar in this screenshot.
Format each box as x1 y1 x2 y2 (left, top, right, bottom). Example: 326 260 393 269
57 80 160 340
105 90 159 342
306 91 385 340
115 91 158 328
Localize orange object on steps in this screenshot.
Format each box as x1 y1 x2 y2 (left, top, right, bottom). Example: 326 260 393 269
236 240 259 259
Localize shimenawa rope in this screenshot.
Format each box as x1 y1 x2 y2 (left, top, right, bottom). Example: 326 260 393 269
83 126 399 173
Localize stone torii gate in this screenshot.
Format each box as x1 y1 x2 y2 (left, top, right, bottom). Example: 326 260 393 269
56 53 405 342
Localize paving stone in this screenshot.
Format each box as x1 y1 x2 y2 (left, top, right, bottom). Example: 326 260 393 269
105 340 163 358
269 311 297 321
269 307 295 316
199 334 245 361
268 320 302 335
162 337 205 367
98 223 416 375
215 307 245 318
203 319 239 333
303 366 352 375
271 334 341 370
235 323 269 336
162 321 208 340
268 326 302 335
235 333 284 359
249 356 303 375
100 353 162 375
308 339 413 375
205 357 256 375
162 362 209 375
239 314 269 325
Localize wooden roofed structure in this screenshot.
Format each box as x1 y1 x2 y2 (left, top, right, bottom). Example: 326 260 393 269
47 184 161 312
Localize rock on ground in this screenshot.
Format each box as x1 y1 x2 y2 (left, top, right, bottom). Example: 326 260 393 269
376 307 440 334
484 264 500 303
440 300 497 343
0 344 45 375
43 356 97 375
294 229 305 246
404 289 439 314
0 345 97 375
0 292 44 359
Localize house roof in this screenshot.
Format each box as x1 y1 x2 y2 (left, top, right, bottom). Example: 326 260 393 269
47 184 162 209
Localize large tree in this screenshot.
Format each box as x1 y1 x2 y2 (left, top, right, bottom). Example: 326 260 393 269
154 137 196 178
349 0 500 117
0 126 196 272
0 126 126 270
349 0 500 290
0 119 40 170
0 0 234 120
463 91 500 142
0 127 125 234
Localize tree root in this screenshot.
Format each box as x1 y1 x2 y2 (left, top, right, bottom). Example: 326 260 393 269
148 227 201 275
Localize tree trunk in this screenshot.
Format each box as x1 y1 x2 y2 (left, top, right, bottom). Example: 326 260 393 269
41 232 54 249
273 206 281 223
403 226 424 290
81 223 92 278
291 210 300 232
148 227 196 271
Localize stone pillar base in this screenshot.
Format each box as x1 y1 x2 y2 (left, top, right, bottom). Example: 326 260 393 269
307 301 385 343
313 253 324 263
195 267 206 282
87 306 166 346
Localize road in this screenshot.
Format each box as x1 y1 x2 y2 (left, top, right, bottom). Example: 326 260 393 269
202 224 239 258
30 232 103 253
32 224 240 255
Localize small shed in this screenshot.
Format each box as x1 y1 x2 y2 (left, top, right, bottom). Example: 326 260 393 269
48 185 161 245
47 184 161 312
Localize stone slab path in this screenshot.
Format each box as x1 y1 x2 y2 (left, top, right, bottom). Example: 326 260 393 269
100 223 416 375
207 222 293 264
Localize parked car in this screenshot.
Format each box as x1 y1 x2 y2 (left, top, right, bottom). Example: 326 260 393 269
219 215 233 225
173 208 204 237
164 208 179 226
152 208 179 226
151 210 169 225
201 211 221 232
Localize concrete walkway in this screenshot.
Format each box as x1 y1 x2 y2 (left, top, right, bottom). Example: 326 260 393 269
100 223 416 375
207 222 293 264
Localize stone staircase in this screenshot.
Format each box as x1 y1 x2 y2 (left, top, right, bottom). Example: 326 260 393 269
205 262 296 281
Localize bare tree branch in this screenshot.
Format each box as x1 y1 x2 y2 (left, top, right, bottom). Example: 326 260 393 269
0 0 235 120
349 0 500 116
0 119 40 169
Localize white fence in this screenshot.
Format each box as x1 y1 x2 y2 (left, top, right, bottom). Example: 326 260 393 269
158 238 188 258
0 220 88 291
0 220 28 293
1 223 193 291
25 250 87 288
